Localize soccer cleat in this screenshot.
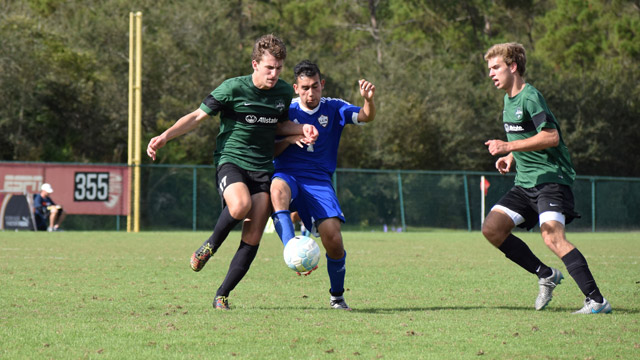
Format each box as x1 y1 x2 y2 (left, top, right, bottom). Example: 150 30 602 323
535 267 564 310
213 296 230 310
573 297 612 314
190 244 214 272
330 296 352 311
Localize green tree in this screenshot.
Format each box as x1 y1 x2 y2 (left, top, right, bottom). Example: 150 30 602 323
533 0 640 176
0 10 112 161
1 0 638 176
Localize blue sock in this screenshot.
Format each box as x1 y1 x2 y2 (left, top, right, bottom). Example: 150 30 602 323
326 251 346 296
272 210 295 247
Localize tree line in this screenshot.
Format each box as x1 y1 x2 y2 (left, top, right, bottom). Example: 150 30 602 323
1 0 639 177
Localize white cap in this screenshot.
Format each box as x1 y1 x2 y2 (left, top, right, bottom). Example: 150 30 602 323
41 183 54 193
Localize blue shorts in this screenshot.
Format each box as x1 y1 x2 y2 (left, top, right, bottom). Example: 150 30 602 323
272 172 345 234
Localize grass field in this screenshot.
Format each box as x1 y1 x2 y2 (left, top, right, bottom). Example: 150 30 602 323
1 230 639 359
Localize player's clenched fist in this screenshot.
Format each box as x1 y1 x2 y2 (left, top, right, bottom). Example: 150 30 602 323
358 79 375 100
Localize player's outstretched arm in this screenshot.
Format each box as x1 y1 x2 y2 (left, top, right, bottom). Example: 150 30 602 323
276 121 318 144
274 135 307 157
146 109 209 160
357 79 376 123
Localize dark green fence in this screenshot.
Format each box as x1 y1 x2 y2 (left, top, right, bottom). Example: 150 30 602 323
28 163 640 232
334 169 640 232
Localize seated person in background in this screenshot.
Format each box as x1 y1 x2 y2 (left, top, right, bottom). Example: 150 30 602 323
34 183 65 232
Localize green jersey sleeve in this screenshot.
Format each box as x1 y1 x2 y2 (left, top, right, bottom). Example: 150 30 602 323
199 79 235 116
525 92 557 132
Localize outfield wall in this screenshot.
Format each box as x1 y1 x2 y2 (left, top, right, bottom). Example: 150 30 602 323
0 162 129 216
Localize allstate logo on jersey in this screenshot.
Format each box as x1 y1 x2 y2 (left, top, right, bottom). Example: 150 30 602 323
275 99 285 112
318 115 329 127
515 107 523 120
504 123 525 133
245 115 257 124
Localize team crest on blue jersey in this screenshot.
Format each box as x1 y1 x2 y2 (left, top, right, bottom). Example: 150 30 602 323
275 99 285 112
515 107 523 120
318 115 329 127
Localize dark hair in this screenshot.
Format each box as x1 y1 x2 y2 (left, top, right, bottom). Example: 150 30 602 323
293 60 322 82
252 34 287 62
484 42 526 76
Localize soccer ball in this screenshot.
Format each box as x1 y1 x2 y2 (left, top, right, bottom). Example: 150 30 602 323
283 235 321 273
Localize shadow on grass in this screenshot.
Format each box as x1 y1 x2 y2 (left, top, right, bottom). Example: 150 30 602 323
251 304 639 314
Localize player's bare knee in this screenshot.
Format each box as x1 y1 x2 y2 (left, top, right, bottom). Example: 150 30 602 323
270 190 289 209
327 234 343 247
481 222 493 240
482 221 501 243
483 223 512 248
482 209 516 246
541 229 565 246
228 202 251 219
321 233 343 256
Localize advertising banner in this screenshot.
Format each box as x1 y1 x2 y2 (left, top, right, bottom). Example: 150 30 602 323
0 193 37 230
0 163 130 216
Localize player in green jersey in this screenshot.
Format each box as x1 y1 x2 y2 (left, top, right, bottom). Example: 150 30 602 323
147 34 318 310
482 43 611 314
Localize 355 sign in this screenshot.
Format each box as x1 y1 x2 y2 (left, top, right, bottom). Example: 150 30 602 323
74 172 110 201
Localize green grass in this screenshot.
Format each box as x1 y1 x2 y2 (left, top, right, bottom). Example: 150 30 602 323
1 230 639 359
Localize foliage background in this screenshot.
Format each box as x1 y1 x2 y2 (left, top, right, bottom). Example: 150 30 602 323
1 0 639 176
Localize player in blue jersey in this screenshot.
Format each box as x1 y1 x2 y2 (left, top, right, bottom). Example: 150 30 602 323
270 60 376 310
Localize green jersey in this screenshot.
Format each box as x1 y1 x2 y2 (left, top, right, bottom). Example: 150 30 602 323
200 75 293 172
502 84 575 188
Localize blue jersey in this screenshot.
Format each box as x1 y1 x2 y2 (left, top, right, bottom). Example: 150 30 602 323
274 97 361 176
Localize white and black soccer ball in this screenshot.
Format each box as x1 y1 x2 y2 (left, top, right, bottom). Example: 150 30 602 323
283 235 320 273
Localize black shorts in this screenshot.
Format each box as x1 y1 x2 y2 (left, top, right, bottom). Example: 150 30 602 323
216 163 272 204
494 183 581 230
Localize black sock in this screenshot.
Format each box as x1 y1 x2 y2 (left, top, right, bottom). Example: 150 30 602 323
216 240 259 298
204 206 242 253
498 234 550 277
562 248 603 303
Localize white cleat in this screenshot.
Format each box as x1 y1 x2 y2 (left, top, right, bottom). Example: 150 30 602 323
535 268 564 310
330 295 352 311
573 297 612 314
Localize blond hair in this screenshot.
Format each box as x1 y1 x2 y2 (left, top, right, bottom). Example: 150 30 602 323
484 43 526 76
